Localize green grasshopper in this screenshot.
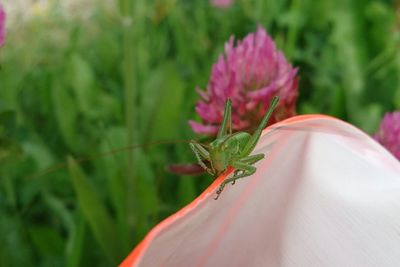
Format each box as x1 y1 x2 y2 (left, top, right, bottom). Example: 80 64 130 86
190 96 279 200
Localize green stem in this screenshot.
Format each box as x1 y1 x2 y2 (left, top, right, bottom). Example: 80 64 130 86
120 0 136 239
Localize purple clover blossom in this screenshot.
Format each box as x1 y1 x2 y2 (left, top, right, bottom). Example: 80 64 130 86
189 26 299 135
210 0 233 8
374 111 400 160
0 4 5 47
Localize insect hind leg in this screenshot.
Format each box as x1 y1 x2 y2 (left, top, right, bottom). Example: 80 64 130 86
241 154 265 164
231 154 264 184
214 161 257 200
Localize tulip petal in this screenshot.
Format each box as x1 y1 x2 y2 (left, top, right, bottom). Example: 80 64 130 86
122 115 400 267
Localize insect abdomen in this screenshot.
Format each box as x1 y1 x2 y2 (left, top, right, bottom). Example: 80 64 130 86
228 132 251 156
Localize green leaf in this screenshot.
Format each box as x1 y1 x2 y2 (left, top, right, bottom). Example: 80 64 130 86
395 87 400 109
143 64 185 142
0 110 16 136
0 214 34 266
22 141 55 171
395 52 400 109
330 6 366 124
177 143 196 204
67 156 121 264
178 178 196 205
0 110 23 163
29 226 64 260
52 83 78 149
133 149 158 239
42 192 85 267
356 104 382 134
67 54 96 116
97 126 129 250
66 216 86 267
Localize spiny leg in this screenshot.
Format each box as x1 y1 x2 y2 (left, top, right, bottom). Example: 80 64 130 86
190 142 213 175
231 154 264 185
214 161 256 200
217 98 232 138
239 96 279 158
241 153 265 164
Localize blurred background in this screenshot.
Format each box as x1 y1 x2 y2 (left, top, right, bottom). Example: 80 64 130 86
1 0 399 266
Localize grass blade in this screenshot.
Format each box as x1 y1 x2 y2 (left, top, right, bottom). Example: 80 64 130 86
67 156 122 264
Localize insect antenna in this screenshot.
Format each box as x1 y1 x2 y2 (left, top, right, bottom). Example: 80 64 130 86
26 139 207 179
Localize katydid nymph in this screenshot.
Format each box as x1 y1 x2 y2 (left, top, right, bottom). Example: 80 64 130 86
190 96 279 200
26 95 358 202
28 97 279 200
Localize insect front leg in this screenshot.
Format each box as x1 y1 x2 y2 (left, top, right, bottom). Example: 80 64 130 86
214 161 257 200
189 142 214 175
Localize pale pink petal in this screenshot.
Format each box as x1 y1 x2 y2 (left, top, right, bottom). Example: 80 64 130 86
121 115 400 267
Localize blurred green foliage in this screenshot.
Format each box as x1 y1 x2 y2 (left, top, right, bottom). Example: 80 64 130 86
0 0 399 265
